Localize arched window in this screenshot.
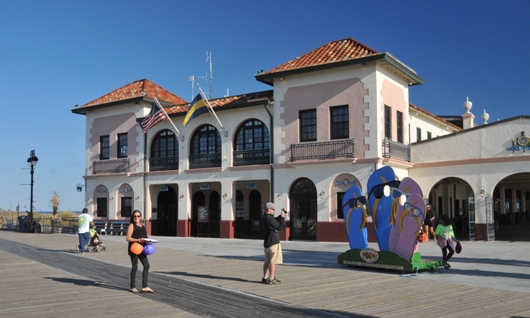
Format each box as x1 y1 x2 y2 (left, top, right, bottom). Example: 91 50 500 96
95 185 109 218
118 184 133 218
150 130 179 171
233 119 270 165
189 124 221 168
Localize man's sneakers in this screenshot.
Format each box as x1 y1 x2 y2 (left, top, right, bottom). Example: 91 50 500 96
262 277 281 284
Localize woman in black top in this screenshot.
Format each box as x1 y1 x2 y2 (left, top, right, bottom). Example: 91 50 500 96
125 210 153 293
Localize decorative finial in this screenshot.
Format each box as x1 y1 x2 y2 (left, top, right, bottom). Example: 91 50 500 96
481 109 489 124
463 97 472 113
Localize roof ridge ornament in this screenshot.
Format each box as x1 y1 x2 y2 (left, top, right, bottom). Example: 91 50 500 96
481 109 489 124
463 96 472 113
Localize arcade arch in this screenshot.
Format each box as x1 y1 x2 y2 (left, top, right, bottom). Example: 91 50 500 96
492 172 530 240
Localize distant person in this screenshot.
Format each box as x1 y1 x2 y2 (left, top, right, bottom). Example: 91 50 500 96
261 202 286 284
423 205 437 240
126 210 153 293
77 208 94 254
435 214 459 269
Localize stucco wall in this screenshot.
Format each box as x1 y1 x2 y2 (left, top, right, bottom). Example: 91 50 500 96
279 78 369 158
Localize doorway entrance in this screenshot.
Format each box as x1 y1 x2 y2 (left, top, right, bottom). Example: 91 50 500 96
289 178 317 240
191 191 221 237
157 186 177 236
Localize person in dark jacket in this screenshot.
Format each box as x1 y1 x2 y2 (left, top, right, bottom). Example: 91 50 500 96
423 205 437 240
261 202 286 284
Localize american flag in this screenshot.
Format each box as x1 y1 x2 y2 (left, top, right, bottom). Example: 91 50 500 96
140 102 167 133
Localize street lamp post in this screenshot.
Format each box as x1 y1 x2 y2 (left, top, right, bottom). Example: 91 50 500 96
27 150 38 230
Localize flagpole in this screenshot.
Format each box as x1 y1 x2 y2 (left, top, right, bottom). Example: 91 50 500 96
153 97 181 135
197 85 224 131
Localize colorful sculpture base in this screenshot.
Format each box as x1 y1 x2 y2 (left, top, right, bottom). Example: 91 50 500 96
338 248 444 273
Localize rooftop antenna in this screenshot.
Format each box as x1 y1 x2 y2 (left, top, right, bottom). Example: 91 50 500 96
189 76 195 100
197 51 213 99
206 51 213 99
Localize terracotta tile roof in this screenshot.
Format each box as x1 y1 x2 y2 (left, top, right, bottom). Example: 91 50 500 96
166 90 273 115
409 103 463 131
264 38 380 75
81 79 187 107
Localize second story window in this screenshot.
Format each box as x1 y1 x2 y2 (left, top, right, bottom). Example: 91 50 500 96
397 111 403 143
150 130 178 171
100 135 110 160
190 124 221 168
118 133 128 158
330 105 349 139
152 130 178 158
384 106 391 139
417 127 422 142
300 109 316 142
235 120 270 151
427 131 432 139
234 119 270 166
193 125 221 154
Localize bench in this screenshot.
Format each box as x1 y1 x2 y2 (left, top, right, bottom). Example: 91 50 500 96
93 221 108 235
109 221 129 235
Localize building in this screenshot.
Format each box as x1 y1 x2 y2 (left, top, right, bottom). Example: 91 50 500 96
72 38 530 242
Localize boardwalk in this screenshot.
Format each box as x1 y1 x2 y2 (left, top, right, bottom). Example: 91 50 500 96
1 230 530 317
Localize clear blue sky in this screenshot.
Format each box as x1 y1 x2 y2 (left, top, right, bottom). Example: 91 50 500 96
1 1 528 212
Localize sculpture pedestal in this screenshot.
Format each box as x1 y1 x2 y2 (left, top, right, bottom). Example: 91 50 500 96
338 248 443 273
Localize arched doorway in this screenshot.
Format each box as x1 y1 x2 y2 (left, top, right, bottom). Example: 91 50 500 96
209 191 221 237
289 178 317 240
430 177 473 239
191 192 205 237
249 190 262 234
493 172 530 241
157 186 177 236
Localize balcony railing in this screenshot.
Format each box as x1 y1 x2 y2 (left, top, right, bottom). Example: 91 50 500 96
233 149 270 166
149 156 179 171
189 153 222 169
381 138 410 162
93 158 130 174
290 139 355 162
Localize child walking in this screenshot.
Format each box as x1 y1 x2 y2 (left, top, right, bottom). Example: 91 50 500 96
435 214 459 269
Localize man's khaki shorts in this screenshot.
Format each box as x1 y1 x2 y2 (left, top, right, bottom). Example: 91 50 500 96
264 243 283 264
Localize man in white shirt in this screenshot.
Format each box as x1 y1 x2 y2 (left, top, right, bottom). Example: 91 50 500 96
77 208 94 254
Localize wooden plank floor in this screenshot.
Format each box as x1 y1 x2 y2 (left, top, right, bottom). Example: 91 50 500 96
0 250 196 318
1 230 530 317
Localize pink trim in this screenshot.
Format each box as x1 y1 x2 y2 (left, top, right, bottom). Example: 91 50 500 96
414 156 530 168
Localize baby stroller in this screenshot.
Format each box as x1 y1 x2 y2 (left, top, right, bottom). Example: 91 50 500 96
87 228 106 252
